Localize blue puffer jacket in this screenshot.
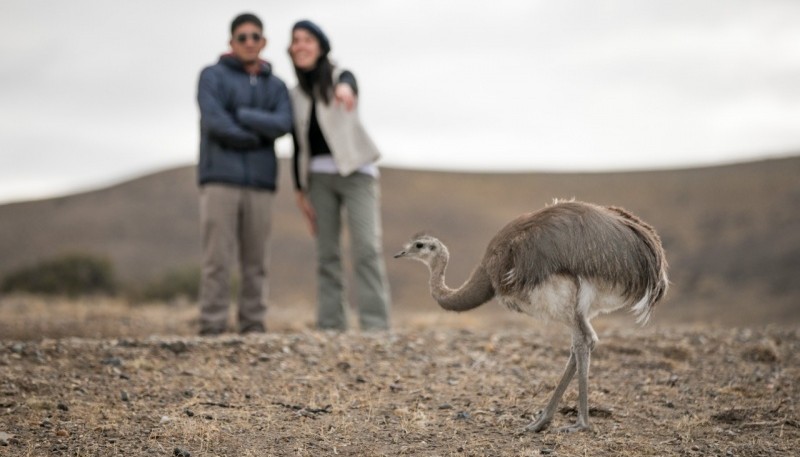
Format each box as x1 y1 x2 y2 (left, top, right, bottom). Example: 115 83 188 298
197 55 293 190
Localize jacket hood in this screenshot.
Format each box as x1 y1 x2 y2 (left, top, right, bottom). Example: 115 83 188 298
218 53 272 77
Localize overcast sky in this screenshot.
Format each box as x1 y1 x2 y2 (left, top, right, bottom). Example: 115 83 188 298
1 0 799 203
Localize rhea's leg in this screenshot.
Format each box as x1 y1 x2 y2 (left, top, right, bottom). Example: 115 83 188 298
558 317 597 433
525 350 576 432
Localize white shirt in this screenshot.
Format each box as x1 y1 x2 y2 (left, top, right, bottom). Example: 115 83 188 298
309 155 379 178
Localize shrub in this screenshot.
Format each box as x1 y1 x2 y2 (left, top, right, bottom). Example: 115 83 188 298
1 253 117 297
130 266 201 303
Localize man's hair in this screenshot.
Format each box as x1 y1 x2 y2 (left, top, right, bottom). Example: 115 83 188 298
231 13 263 35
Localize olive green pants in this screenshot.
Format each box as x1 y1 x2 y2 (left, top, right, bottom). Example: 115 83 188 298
308 172 391 330
198 184 273 334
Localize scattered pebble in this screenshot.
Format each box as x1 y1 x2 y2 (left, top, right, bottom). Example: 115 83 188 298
161 341 188 354
742 339 779 363
101 357 122 367
121 391 130 402
174 448 191 457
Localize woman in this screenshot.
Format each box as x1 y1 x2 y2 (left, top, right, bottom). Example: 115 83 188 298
288 20 391 331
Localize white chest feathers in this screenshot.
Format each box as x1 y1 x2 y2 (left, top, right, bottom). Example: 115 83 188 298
498 274 633 324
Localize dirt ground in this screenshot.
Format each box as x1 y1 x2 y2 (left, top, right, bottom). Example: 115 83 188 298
0 297 798 456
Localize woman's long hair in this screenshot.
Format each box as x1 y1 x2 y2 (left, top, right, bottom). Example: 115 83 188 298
294 57 334 105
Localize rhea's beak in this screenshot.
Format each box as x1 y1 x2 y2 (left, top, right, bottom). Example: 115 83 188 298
393 250 407 259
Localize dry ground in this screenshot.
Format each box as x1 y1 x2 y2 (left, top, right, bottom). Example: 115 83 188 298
1 297 798 456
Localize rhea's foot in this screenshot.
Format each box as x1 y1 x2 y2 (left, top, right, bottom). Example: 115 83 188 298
522 415 552 433
556 422 592 433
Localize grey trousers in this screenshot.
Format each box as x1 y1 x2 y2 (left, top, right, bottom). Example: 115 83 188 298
198 184 273 334
308 172 391 330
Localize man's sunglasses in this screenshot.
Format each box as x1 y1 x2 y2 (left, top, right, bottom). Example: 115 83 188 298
235 33 262 44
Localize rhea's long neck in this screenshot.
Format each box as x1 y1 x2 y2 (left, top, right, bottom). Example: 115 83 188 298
427 251 495 312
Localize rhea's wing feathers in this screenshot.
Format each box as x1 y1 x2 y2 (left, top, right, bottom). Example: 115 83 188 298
482 208 565 295
482 202 666 303
606 206 669 305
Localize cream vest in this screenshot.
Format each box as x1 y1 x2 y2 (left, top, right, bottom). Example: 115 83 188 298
290 69 382 189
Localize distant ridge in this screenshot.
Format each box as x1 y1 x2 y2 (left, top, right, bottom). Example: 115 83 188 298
1 156 798 326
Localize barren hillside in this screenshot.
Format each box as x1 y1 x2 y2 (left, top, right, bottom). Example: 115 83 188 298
0 157 798 326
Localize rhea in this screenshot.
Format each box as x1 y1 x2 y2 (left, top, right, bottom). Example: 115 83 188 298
394 200 668 433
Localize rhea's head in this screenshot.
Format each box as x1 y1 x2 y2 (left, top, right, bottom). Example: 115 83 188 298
393 233 447 266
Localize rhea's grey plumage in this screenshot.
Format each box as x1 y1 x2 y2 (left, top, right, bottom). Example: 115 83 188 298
394 199 668 433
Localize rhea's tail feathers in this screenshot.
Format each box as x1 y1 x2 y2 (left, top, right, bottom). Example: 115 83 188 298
630 271 669 325
630 292 653 325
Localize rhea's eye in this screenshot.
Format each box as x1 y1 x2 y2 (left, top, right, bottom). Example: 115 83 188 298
415 242 424 249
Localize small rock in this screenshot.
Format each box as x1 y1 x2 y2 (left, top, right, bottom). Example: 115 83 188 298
56 429 69 437
57 402 69 411
660 345 691 361
160 415 171 424
540 449 555 455
184 409 194 417
174 448 191 457
10 343 24 354
438 403 453 410
101 357 123 367
742 339 779 363
121 391 130 402
161 341 188 354
455 411 470 420
0 431 14 446
664 374 679 387
116 339 138 347
712 409 747 424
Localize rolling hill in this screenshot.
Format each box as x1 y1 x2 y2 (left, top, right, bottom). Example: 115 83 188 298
1 156 798 326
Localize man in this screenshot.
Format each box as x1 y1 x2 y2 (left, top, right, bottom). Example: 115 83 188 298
196 13 292 335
